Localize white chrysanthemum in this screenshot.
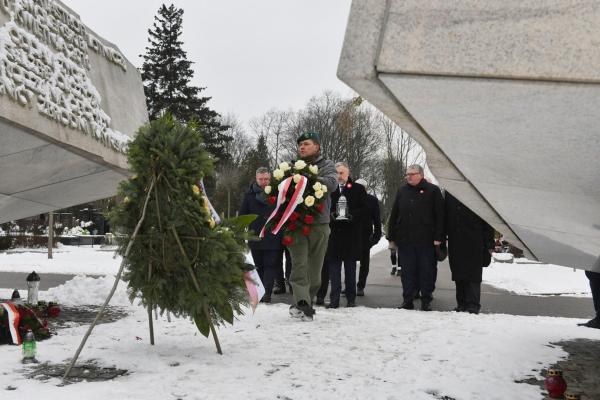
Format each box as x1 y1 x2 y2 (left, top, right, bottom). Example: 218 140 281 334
315 190 324 199
304 196 315 207
293 174 302 184
279 162 291 171
273 169 284 180
308 165 318 175
294 160 307 170
264 186 272 194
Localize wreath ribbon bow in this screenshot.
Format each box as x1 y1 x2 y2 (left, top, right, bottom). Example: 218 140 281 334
259 175 308 238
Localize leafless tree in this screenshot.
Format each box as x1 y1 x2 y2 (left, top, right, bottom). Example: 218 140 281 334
221 113 252 167
249 109 294 168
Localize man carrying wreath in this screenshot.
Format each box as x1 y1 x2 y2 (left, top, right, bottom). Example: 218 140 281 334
287 131 337 320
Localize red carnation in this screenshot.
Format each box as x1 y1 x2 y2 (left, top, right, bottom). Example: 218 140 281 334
289 211 300 222
304 214 314 225
302 226 311 236
268 196 277 205
288 222 298 231
282 235 294 246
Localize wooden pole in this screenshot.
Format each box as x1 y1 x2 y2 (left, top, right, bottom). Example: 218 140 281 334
170 226 222 355
47 212 53 259
63 177 156 381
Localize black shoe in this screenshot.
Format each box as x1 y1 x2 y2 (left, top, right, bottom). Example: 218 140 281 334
396 269 402 277
356 287 365 297
421 302 432 312
390 267 397 275
273 285 286 295
326 303 339 309
577 317 600 329
346 301 357 308
260 295 271 303
315 297 325 306
453 306 466 312
466 308 479 315
398 302 414 310
341 288 346 295
296 301 315 321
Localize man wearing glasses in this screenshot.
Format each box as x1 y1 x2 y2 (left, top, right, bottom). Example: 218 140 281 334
387 165 444 311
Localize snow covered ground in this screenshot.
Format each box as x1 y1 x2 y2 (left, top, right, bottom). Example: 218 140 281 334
0 245 121 275
0 244 592 298
0 245 597 399
1 275 599 400
484 258 591 297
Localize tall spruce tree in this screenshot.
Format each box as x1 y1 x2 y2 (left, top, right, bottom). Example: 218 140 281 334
140 4 232 163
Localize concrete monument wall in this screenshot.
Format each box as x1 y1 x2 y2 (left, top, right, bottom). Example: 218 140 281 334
338 0 600 271
0 0 148 223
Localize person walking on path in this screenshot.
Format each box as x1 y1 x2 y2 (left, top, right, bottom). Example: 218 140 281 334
355 178 382 297
318 163 368 308
445 191 495 314
387 164 444 311
239 167 282 303
287 132 337 320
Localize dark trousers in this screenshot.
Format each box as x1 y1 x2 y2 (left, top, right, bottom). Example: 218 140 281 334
316 260 329 300
585 270 600 316
397 243 437 303
250 249 280 296
357 246 370 289
329 259 357 305
455 280 481 312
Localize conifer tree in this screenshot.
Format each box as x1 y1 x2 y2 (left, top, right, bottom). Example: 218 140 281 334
140 4 232 163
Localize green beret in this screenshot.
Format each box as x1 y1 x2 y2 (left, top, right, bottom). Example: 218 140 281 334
296 131 321 144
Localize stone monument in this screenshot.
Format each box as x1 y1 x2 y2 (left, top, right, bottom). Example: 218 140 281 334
0 0 147 223
338 0 600 271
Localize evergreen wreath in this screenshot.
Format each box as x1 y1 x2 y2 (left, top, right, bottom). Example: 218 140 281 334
110 115 255 353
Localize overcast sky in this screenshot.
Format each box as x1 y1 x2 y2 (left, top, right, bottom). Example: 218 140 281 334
62 0 355 126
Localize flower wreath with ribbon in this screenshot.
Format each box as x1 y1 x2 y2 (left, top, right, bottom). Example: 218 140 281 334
260 160 328 246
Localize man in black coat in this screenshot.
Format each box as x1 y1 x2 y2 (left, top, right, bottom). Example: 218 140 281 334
355 178 382 297
318 162 368 308
387 165 444 311
239 167 282 303
445 192 495 314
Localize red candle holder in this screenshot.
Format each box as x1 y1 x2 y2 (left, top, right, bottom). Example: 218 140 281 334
544 368 567 398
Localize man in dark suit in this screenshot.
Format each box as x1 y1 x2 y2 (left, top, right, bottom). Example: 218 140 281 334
239 167 281 303
387 165 444 311
318 162 368 308
445 191 495 314
355 178 382 297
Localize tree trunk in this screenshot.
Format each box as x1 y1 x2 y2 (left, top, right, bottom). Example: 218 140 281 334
47 212 53 259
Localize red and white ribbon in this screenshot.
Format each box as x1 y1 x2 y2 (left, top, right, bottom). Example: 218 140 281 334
1 302 21 345
260 175 308 238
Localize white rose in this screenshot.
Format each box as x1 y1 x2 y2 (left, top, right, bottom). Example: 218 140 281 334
304 196 315 207
308 165 318 175
312 182 322 191
294 160 307 170
296 196 304 205
315 190 324 199
273 169 284 180
321 184 328 193
293 174 302 184
264 186 272 194
279 162 291 171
